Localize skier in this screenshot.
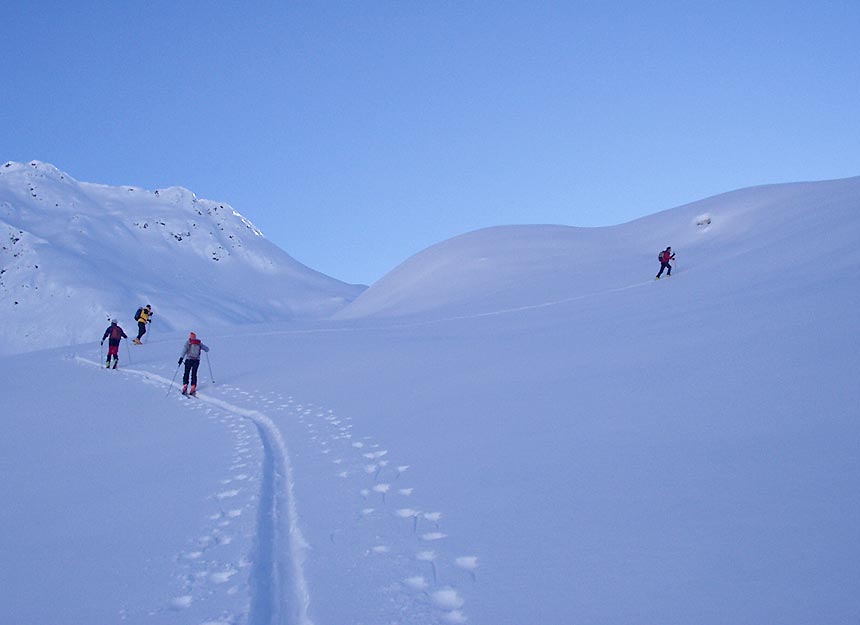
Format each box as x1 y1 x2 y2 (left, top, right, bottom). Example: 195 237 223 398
177 331 209 396
101 319 127 369
133 304 153 344
656 246 675 279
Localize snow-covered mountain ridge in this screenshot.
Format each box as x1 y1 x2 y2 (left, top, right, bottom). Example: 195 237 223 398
0 161 364 355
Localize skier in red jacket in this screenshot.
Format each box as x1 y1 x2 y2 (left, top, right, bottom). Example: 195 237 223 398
656 246 675 279
101 319 127 369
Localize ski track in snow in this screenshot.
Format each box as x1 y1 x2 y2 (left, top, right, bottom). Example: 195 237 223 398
219 274 664 344
76 356 480 624
76 357 312 625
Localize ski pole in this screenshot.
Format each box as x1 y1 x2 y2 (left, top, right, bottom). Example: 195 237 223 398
205 351 215 384
124 338 132 365
99 341 104 365
166 363 181 397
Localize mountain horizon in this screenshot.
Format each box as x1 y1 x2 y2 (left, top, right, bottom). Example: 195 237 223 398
0 160 365 355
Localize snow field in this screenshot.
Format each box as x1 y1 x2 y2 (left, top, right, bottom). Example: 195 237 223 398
66 349 482 625
3 174 860 625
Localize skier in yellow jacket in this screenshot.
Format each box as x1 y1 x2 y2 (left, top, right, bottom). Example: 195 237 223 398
133 304 153 344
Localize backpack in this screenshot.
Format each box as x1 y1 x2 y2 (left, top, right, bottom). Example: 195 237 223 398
187 339 202 359
134 307 142 321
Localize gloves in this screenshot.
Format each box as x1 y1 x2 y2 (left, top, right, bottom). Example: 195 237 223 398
178 358 183 365
100 340 104 346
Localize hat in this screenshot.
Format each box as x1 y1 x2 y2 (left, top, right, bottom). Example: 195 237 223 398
145 304 151 309
189 332 196 339
111 319 117 324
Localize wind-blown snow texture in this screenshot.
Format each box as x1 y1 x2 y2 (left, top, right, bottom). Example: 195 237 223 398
1 173 859 625
0 161 364 355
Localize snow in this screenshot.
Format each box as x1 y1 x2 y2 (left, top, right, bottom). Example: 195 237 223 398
0 161 365 356
1 170 859 625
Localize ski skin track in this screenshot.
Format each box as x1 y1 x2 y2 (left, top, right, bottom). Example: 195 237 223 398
75 357 314 625
218 273 669 345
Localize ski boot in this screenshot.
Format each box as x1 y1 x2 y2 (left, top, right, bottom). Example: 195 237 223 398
181 384 188 396
189 385 197 397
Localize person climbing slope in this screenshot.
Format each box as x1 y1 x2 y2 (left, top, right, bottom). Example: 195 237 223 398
133 304 153 344
177 331 209 396
656 246 675 279
101 319 127 369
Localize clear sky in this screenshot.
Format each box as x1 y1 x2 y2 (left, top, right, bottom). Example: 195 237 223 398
3 1 859 285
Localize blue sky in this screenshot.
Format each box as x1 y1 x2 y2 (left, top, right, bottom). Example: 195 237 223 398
3 1 859 285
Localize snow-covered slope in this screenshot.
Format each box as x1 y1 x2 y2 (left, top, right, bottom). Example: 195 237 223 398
2 175 859 625
336 176 860 320
0 161 365 355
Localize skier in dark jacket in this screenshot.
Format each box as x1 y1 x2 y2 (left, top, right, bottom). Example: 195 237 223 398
101 319 127 369
656 246 675 279
133 304 153 344
177 331 209 396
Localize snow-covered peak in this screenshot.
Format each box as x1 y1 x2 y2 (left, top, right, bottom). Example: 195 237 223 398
0 161 365 355
2 160 74 178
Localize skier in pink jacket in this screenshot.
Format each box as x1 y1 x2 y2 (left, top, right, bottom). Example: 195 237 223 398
177 331 209 396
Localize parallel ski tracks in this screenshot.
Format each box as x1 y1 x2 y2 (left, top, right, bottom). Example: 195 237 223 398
75 358 313 625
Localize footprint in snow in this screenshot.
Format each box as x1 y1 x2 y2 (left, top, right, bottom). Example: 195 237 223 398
209 567 239 584
424 511 442 527
405 575 429 590
168 595 193 610
417 550 438 582
373 484 390 502
455 556 479 581
431 588 468 622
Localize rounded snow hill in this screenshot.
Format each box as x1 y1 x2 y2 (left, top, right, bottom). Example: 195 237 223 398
335 176 860 321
